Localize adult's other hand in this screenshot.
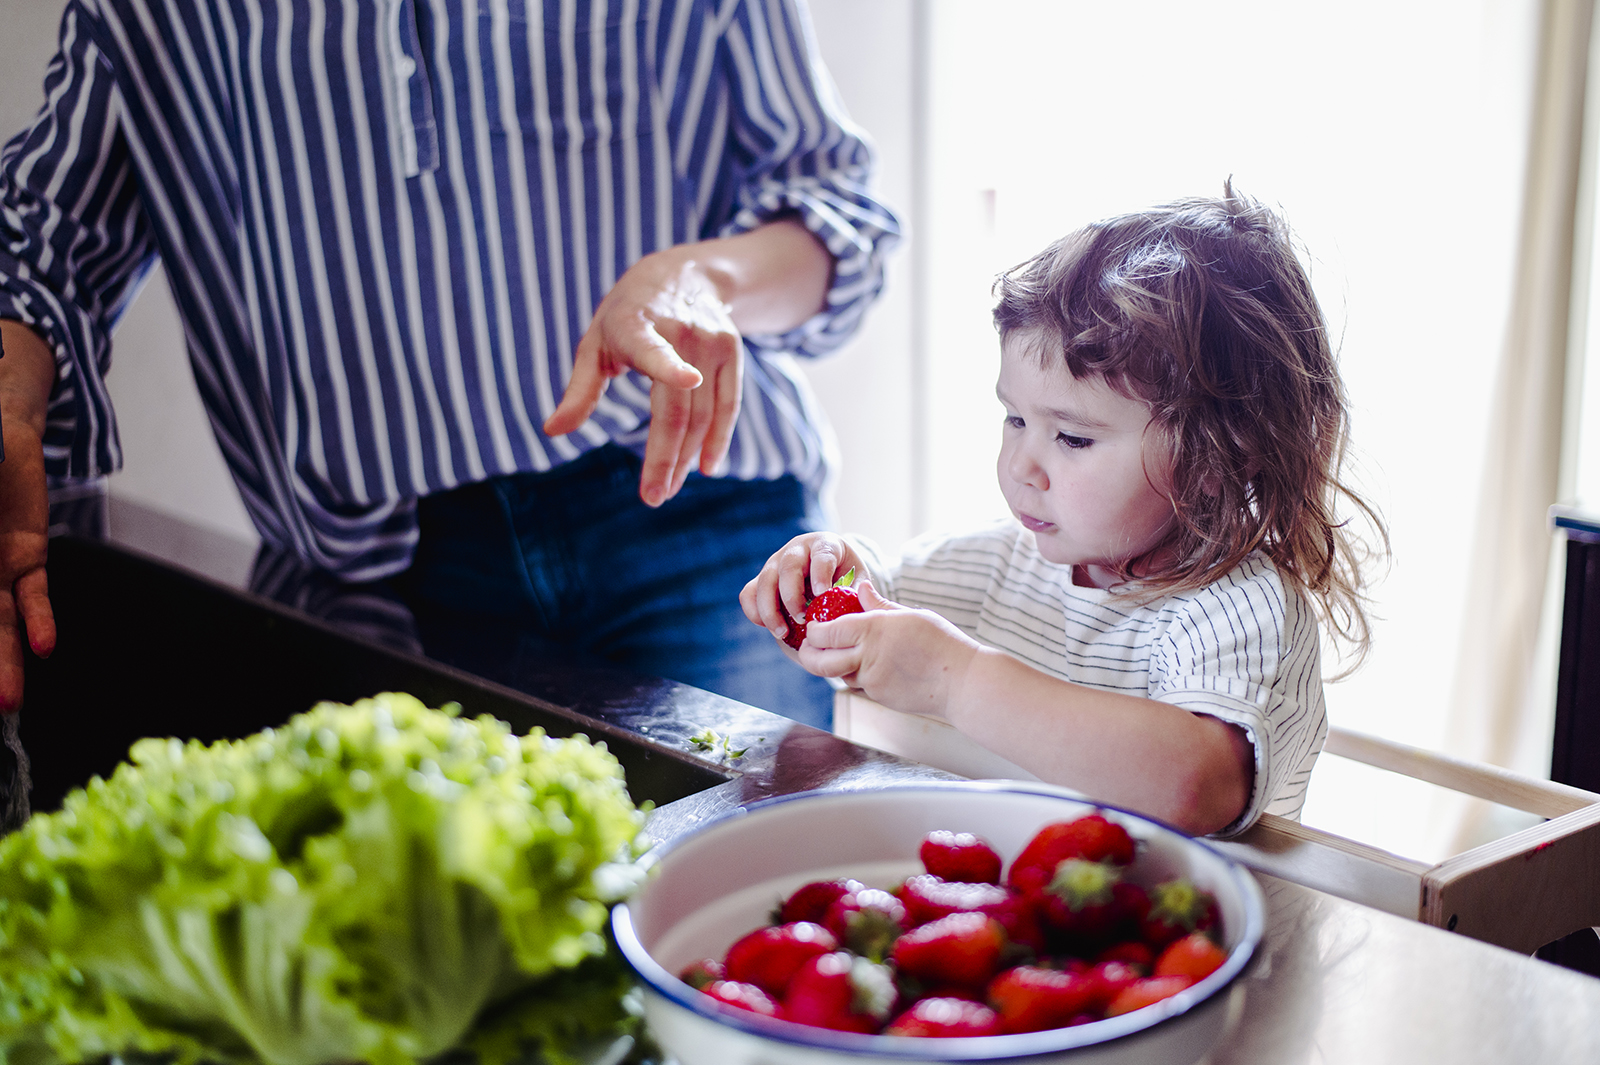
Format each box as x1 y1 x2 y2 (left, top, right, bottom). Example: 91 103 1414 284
0 322 58 712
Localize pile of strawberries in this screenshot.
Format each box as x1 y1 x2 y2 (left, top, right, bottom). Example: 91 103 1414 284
677 813 1228 1038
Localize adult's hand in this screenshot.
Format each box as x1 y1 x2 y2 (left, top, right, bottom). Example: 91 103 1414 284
0 321 58 712
544 218 831 507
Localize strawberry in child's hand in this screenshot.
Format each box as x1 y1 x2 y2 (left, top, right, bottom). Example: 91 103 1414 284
723 921 838 997
986 964 1104 1034
1008 813 1137 894
702 980 782 1017
891 911 1008 989
884 997 1004 1038
782 951 897 1033
920 830 1003 885
807 567 864 624
781 567 865 648
780 602 807 650
1154 931 1228 982
1141 877 1220 949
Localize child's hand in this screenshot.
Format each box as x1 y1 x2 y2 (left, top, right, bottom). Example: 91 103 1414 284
739 532 863 652
800 580 983 720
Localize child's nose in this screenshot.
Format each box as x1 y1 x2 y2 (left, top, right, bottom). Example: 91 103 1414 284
1007 443 1048 490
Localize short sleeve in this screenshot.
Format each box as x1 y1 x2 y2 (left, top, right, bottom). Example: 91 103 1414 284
1146 559 1328 836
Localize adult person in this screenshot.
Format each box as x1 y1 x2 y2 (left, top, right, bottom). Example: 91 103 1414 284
0 0 900 727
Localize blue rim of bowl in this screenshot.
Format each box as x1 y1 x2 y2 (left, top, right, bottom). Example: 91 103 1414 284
611 779 1266 1061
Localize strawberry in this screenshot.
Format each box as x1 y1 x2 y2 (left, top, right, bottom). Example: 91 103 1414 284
807 567 865 624
678 957 724 990
1008 814 1136 894
702 979 781 1017
1095 940 1155 968
783 951 897 1034
723 921 838 997
1087 959 1146 1011
1153 931 1228 982
781 568 865 648
822 887 907 961
1034 858 1148 947
780 601 808 650
1103 974 1195 1017
1141 877 1220 949
979 889 1047 956
890 911 1007 990
884 996 1004 1038
898 874 1012 926
920 830 1003 885
777 878 860 925
986 964 1104 1034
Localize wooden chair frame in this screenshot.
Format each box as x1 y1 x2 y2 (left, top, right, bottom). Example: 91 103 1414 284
834 691 1600 955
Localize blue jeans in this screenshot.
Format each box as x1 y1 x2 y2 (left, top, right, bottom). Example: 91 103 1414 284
402 445 835 729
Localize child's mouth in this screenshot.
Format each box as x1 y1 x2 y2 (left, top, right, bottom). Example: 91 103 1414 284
1017 513 1056 534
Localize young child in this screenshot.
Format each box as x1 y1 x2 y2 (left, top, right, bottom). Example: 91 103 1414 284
741 187 1385 837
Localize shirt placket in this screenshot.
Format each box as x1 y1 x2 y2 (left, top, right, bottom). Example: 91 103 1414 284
386 0 440 176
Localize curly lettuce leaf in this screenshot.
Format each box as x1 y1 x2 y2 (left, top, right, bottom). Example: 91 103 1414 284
0 693 645 1065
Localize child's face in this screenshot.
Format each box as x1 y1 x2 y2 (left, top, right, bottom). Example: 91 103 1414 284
995 329 1177 589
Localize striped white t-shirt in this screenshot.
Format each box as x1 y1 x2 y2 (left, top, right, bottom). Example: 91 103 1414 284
851 519 1327 833
0 0 900 579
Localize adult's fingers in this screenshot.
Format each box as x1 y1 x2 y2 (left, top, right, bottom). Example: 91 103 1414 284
545 313 704 440
641 378 693 507
542 336 609 438
16 568 54 658
696 333 742 476
0 599 23 714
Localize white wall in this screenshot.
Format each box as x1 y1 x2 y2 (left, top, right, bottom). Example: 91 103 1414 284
0 0 919 554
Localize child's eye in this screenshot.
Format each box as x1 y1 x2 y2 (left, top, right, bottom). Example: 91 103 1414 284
1057 432 1093 450
1004 415 1025 429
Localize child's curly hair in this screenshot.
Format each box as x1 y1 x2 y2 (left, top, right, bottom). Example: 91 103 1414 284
992 183 1388 669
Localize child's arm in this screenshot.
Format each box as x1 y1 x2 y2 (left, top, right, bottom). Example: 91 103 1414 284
804 583 1255 836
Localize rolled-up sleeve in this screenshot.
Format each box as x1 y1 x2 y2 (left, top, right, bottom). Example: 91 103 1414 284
712 0 901 358
0 0 156 480
1148 569 1328 836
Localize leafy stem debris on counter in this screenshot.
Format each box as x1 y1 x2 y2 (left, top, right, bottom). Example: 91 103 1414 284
0 692 649 1065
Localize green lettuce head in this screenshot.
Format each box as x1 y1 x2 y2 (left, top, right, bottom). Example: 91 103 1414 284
0 693 646 1065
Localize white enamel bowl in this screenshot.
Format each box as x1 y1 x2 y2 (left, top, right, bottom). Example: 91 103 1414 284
612 781 1264 1065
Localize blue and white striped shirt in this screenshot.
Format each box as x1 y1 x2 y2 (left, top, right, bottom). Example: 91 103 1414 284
0 0 900 578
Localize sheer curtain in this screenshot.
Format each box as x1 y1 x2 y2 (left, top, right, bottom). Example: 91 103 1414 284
1442 0 1598 851
917 0 1563 860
